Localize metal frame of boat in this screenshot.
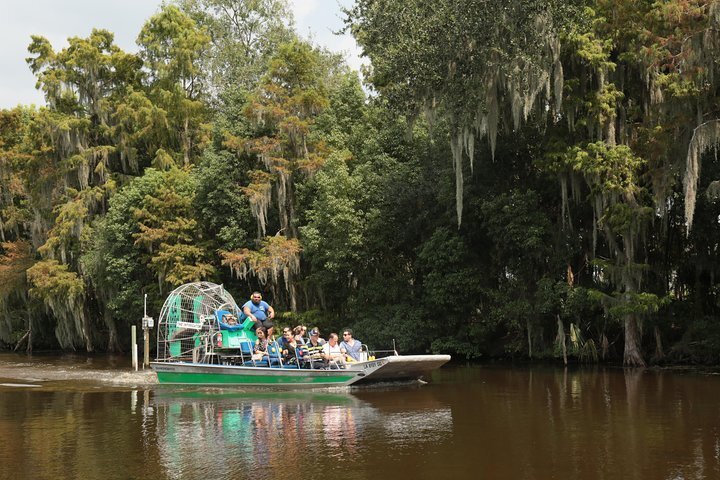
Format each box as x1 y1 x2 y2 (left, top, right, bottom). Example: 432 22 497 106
150 282 450 387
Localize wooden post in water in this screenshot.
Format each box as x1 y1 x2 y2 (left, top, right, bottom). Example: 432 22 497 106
143 328 149 368
141 294 154 369
131 325 138 371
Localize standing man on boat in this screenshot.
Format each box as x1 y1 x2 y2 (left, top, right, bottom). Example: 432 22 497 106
243 292 275 339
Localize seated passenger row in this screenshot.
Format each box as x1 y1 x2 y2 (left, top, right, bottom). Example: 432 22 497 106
253 326 364 368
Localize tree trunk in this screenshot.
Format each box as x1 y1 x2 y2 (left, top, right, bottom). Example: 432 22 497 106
14 330 30 352
106 312 121 352
526 319 533 359
15 306 33 353
623 314 645 367
601 333 609 360
81 308 94 353
556 315 567 365
183 116 190 165
653 325 664 362
289 282 297 313
286 175 298 239
22 306 32 353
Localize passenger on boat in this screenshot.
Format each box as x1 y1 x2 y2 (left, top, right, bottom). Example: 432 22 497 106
293 325 307 344
306 329 325 351
281 330 301 364
277 326 292 347
242 292 275 338
219 313 243 330
253 327 269 361
304 329 325 367
322 333 346 367
340 329 362 362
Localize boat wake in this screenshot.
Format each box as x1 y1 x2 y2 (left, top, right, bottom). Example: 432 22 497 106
0 354 157 389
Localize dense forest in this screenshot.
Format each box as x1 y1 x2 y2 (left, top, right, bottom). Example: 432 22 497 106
2 0 720 366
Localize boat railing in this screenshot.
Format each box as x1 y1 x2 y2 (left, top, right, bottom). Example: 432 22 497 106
367 338 401 359
213 339 311 369
279 342 311 369
186 336 403 370
295 344 310 368
365 347 399 360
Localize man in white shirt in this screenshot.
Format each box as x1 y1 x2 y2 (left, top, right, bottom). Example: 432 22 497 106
322 333 346 367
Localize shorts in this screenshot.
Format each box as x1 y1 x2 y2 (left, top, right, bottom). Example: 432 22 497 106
255 318 273 329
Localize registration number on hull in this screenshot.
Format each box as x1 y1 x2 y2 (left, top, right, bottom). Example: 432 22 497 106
362 360 384 370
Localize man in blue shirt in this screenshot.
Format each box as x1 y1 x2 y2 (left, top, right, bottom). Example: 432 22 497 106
276 326 292 347
340 329 363 362
242 292 275 338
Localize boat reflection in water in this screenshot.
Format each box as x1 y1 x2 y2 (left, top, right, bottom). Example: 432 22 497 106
149 387 453 477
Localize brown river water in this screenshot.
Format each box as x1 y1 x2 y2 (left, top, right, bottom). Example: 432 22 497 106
1 353 719 479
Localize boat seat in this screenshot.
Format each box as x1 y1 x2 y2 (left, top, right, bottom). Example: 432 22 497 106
244 360 269 367
267 342 283 368
216 310 243 330
239 339 254 355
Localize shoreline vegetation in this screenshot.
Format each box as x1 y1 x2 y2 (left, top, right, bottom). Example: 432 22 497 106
3 1 720 367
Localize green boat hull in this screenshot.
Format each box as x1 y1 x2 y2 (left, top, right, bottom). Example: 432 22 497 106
151 354 451 388
151 361 382 387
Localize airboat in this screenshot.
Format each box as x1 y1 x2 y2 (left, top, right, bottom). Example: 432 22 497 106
150 282 450 387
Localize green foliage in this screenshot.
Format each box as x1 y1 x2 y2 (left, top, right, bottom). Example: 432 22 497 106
568 322 599 362
194 148 253 250
301 151 370 275
559 142 644 195
138 5 210 91
349 0 582 124
86 167 209 329
133 167 214 286
564 6 615 69
480 189 553 266
417 227 480 331
6 0 720 366
26 259 87 349
314 72 367 150
138 5 212 165
669 316 720 365
588 288 669 319
177 0 294 92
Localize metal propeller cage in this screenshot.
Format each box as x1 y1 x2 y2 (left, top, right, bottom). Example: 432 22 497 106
155 282 242 362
